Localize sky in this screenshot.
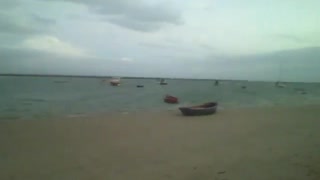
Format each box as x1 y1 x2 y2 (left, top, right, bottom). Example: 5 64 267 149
1 0 320 82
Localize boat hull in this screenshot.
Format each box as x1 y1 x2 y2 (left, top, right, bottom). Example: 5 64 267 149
110 82 120 86
164 95 178 104
179 102 218 116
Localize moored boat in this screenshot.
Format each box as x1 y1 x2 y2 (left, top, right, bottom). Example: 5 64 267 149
214 80 219 86
275 81 286 88
160 79 167 85
164 95 179 104
110 77 121 86
179 102 218 116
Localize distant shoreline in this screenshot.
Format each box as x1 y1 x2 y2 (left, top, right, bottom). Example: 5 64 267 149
0 73 317 83
0 73 241 81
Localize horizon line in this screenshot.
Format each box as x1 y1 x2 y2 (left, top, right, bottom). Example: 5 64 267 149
0 73 318 83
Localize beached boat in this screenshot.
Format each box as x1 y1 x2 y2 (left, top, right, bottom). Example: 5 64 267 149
110 77 121 86
179 102 218 116
164 95 179 104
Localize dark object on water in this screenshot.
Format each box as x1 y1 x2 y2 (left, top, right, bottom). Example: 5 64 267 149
164 95 179 104
179 102 218 116
300 91 307 94
54 80 68 83
275 81 286 88
294 88 307 94
214 80 219 86
136 85 144 88
160 79 168 85
241 86 246 89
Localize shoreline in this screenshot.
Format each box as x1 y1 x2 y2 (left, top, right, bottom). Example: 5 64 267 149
1 105 320 179
2 103 320 121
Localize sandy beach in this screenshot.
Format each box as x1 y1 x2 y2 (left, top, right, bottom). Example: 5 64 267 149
1 106 320 180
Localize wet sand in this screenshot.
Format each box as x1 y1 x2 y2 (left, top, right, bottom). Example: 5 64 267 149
1 106 320 180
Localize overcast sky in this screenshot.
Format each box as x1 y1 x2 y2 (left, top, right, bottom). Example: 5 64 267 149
1 0 320 82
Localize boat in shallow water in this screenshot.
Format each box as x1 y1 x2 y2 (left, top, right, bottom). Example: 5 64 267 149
164 95 179 104
179 102 218 116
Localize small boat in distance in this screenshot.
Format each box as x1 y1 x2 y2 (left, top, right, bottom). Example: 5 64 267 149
275 60 286 88
136 85 144 88
214 80 219 86
110 77 121 86
164 95 179 104
160 79 167 85
179 102 218 116
275 81 286 88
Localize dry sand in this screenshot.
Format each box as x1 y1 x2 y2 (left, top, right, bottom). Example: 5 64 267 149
1 106 320 180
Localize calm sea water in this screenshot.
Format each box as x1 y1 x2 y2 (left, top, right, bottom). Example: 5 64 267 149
1 76 320 120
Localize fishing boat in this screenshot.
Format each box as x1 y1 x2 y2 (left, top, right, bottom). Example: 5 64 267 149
179 102 218 116
160 79 167 85
275 81 286 88
164 95 179 104
110 77 121 86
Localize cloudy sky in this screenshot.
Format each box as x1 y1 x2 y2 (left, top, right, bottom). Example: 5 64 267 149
1 0 320 82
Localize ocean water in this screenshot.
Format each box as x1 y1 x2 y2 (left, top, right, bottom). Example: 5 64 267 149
1 76 320 120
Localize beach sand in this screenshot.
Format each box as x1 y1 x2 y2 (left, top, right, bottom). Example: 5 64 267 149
1 106 320 180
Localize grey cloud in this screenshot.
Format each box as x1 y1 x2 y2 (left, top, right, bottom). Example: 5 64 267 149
94 1 181 23
0 46 89 74
0 12 56 35
0 2 56 35
0 46 144 76
31 14 56 25
0 15 38 34
41 0 182 32
107 16 160 32
0 45 192 78
272 33 306 44
202 47 320 82
0 0 21 9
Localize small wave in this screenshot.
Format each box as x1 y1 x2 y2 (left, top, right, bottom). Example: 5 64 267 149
4 107 19 112
20 98 47 102
22 102 33 106
53 81 69 83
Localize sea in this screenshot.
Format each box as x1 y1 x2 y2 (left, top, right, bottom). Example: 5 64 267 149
1 76 320 120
